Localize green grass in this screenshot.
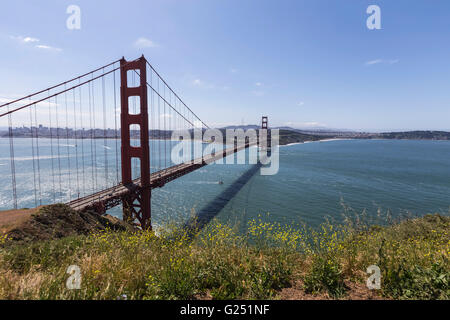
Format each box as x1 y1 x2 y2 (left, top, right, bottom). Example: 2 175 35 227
0 210 448 300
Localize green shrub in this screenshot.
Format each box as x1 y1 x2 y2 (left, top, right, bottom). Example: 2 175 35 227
383 260 449 300
146 257 196 299
0 212 448 300
3 236 86 273
249 261 291 299
303 254 347 298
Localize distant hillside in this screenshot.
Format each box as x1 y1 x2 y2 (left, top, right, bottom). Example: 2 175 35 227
3 125 448 143
278 129 324 145
218 126 326 145
277 129 450 143
375 131 450 140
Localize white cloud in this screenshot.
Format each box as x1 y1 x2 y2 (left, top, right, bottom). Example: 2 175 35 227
134 37 158 48
365 59 382 65
23 37 40 43
230 68 238 73
255 82 262 87
365 59 399 66
297 101 305 107
10 35 40 43
35 45 62 52
10 35 62 52
193 79 202 86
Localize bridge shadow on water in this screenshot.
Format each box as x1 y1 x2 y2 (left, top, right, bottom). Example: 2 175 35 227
183 163 262 238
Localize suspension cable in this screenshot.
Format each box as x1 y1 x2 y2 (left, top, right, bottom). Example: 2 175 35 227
0 59 139 118
145 59 210 129
0 59 121 110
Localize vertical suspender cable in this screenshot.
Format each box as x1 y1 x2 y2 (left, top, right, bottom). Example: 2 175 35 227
73 89 80 198
89 81 95 198
169 91 171 166
150 66 154 174
65 85 72 202
48 91 56 203
34 104 42 205
92 75 98 191
55 95 62 201
170 91 173 165
7 106 17 209
29 100 38 207
79 83 86 197
164 85 167 169
102 69 108 188
158 77 161 172
113 66 119 184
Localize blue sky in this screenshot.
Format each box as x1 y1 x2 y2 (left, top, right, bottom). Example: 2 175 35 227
1 0 450 131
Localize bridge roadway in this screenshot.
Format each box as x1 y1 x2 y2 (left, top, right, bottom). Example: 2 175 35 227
68 142 257 213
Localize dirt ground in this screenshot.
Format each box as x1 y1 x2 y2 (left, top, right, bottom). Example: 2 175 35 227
277 279 386 300
194 279 386 300
194 280 387 300
0 207 38 234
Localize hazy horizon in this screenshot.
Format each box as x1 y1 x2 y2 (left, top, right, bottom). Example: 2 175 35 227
1 124 450 134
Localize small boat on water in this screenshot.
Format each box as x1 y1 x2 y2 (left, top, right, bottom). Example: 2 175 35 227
218 181 224 185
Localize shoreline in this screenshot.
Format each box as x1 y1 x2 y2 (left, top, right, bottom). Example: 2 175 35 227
282 138 352 147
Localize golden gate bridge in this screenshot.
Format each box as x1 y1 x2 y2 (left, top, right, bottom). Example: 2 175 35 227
0 55 269 229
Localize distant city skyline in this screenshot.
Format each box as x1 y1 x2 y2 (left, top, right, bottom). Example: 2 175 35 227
1 1 450 131
2 124 449 135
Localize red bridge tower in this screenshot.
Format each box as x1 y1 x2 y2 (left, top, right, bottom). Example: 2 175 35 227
120 56 151 229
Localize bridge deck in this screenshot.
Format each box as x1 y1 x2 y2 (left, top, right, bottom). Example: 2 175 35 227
68 143 256 212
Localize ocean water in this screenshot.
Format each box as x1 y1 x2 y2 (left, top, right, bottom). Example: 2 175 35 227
1 138 450 228
215 139 450 228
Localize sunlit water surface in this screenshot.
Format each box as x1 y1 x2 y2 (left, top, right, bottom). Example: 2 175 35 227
1 138 449 229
